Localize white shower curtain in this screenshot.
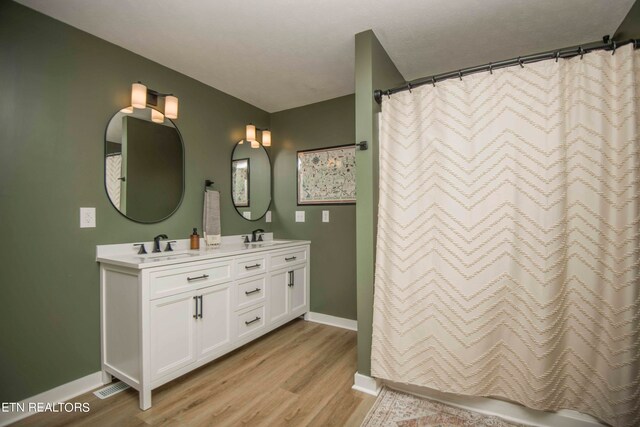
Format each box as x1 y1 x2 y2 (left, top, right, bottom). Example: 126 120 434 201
371 45 639 426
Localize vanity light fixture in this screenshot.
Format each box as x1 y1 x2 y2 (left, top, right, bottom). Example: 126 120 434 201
245 124 256 142
164 95 178 119
131 82 147 109
262 130 271 147
242 123 272 148
128 82 179 120
151 109 164 123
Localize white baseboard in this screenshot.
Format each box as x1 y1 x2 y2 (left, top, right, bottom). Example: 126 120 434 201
352 372 381 396
0 371 106 427
385 381 604 427
305 312 357 331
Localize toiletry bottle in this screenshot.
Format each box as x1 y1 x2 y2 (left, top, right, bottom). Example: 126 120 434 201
190 228 200 250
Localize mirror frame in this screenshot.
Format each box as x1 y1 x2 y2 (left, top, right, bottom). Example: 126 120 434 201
230 141 272 222
103 107 186 224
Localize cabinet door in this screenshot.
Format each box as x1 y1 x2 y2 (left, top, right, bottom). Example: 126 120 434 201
289 264 307 315
268 269 289 324
197 283 232 360
150 292 198 381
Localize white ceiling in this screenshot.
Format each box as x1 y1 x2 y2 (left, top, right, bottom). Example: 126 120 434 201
16 0 635 112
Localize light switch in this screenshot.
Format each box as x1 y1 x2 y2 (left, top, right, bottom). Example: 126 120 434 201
243 211 251 220
265 211 272 223
295 211 305 222
80 207 96 228
322 210 330 223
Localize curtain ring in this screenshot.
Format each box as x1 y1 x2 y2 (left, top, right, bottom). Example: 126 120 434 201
458 70 462 80
386 90 391 99
612 40 617 55
579 46 584 60
432 77 436 87
555 51 560 62
489 62 493 74
518 57 524 68
407 83 412 93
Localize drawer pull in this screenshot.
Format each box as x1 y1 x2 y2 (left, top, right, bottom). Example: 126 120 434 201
245 316 261 326
193 296 198 319
245 288 261 296
285 256 297 261
187 274 209 282
244 264 261 270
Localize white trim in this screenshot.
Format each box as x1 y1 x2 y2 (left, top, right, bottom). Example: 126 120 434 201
352 372 381 396
0 371 106 427
385 381 604 427
304 312 357 331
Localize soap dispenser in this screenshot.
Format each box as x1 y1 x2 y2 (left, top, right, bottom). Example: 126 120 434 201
190 228 200 250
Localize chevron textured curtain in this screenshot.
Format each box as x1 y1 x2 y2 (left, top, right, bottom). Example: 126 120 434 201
371 45 639 427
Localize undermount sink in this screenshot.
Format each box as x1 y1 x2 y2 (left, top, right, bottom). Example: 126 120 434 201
247 240 291 247
140 250 196 261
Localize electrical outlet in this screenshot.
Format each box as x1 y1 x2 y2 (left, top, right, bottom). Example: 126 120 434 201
80 207 96 228
322 210 330 223
266 211 272 222
295 211 305 222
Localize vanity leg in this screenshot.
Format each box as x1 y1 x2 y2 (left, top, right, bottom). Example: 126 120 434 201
101 370 112 384
139 388 152 410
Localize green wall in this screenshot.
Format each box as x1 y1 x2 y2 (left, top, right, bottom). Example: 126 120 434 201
615 0 640 39
354 30 404 376
0 1 271 402
270 95 357 320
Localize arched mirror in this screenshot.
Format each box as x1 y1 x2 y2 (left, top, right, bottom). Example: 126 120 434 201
104 107 184 223
231 141 272 220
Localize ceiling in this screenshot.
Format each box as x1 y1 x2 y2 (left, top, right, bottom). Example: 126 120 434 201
16 0 635 112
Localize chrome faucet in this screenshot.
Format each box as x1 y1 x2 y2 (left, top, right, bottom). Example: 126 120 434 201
251 229 264 242
153 234 168 253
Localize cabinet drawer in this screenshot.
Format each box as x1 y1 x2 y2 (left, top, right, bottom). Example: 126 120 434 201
237 305 265 339
235 255 266 278
236 276 266 311
149 261 232 300
270 248 307 270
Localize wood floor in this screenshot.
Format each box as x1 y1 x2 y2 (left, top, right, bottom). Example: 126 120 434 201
15 320 376 427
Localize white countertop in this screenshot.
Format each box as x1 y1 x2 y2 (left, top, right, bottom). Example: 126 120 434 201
96 236 310 270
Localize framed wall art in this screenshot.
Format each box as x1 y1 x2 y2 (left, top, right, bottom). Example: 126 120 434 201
297 144 356 205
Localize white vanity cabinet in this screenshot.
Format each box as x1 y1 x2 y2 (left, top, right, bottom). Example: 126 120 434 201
97 239 310 410
269 264 308 324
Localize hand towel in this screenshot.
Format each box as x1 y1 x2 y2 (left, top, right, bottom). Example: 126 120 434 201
203 189 221 247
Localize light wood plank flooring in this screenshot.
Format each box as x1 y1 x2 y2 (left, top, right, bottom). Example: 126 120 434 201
15 319 376 427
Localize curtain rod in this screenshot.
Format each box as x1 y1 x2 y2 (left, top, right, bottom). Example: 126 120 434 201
374 37 640 104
